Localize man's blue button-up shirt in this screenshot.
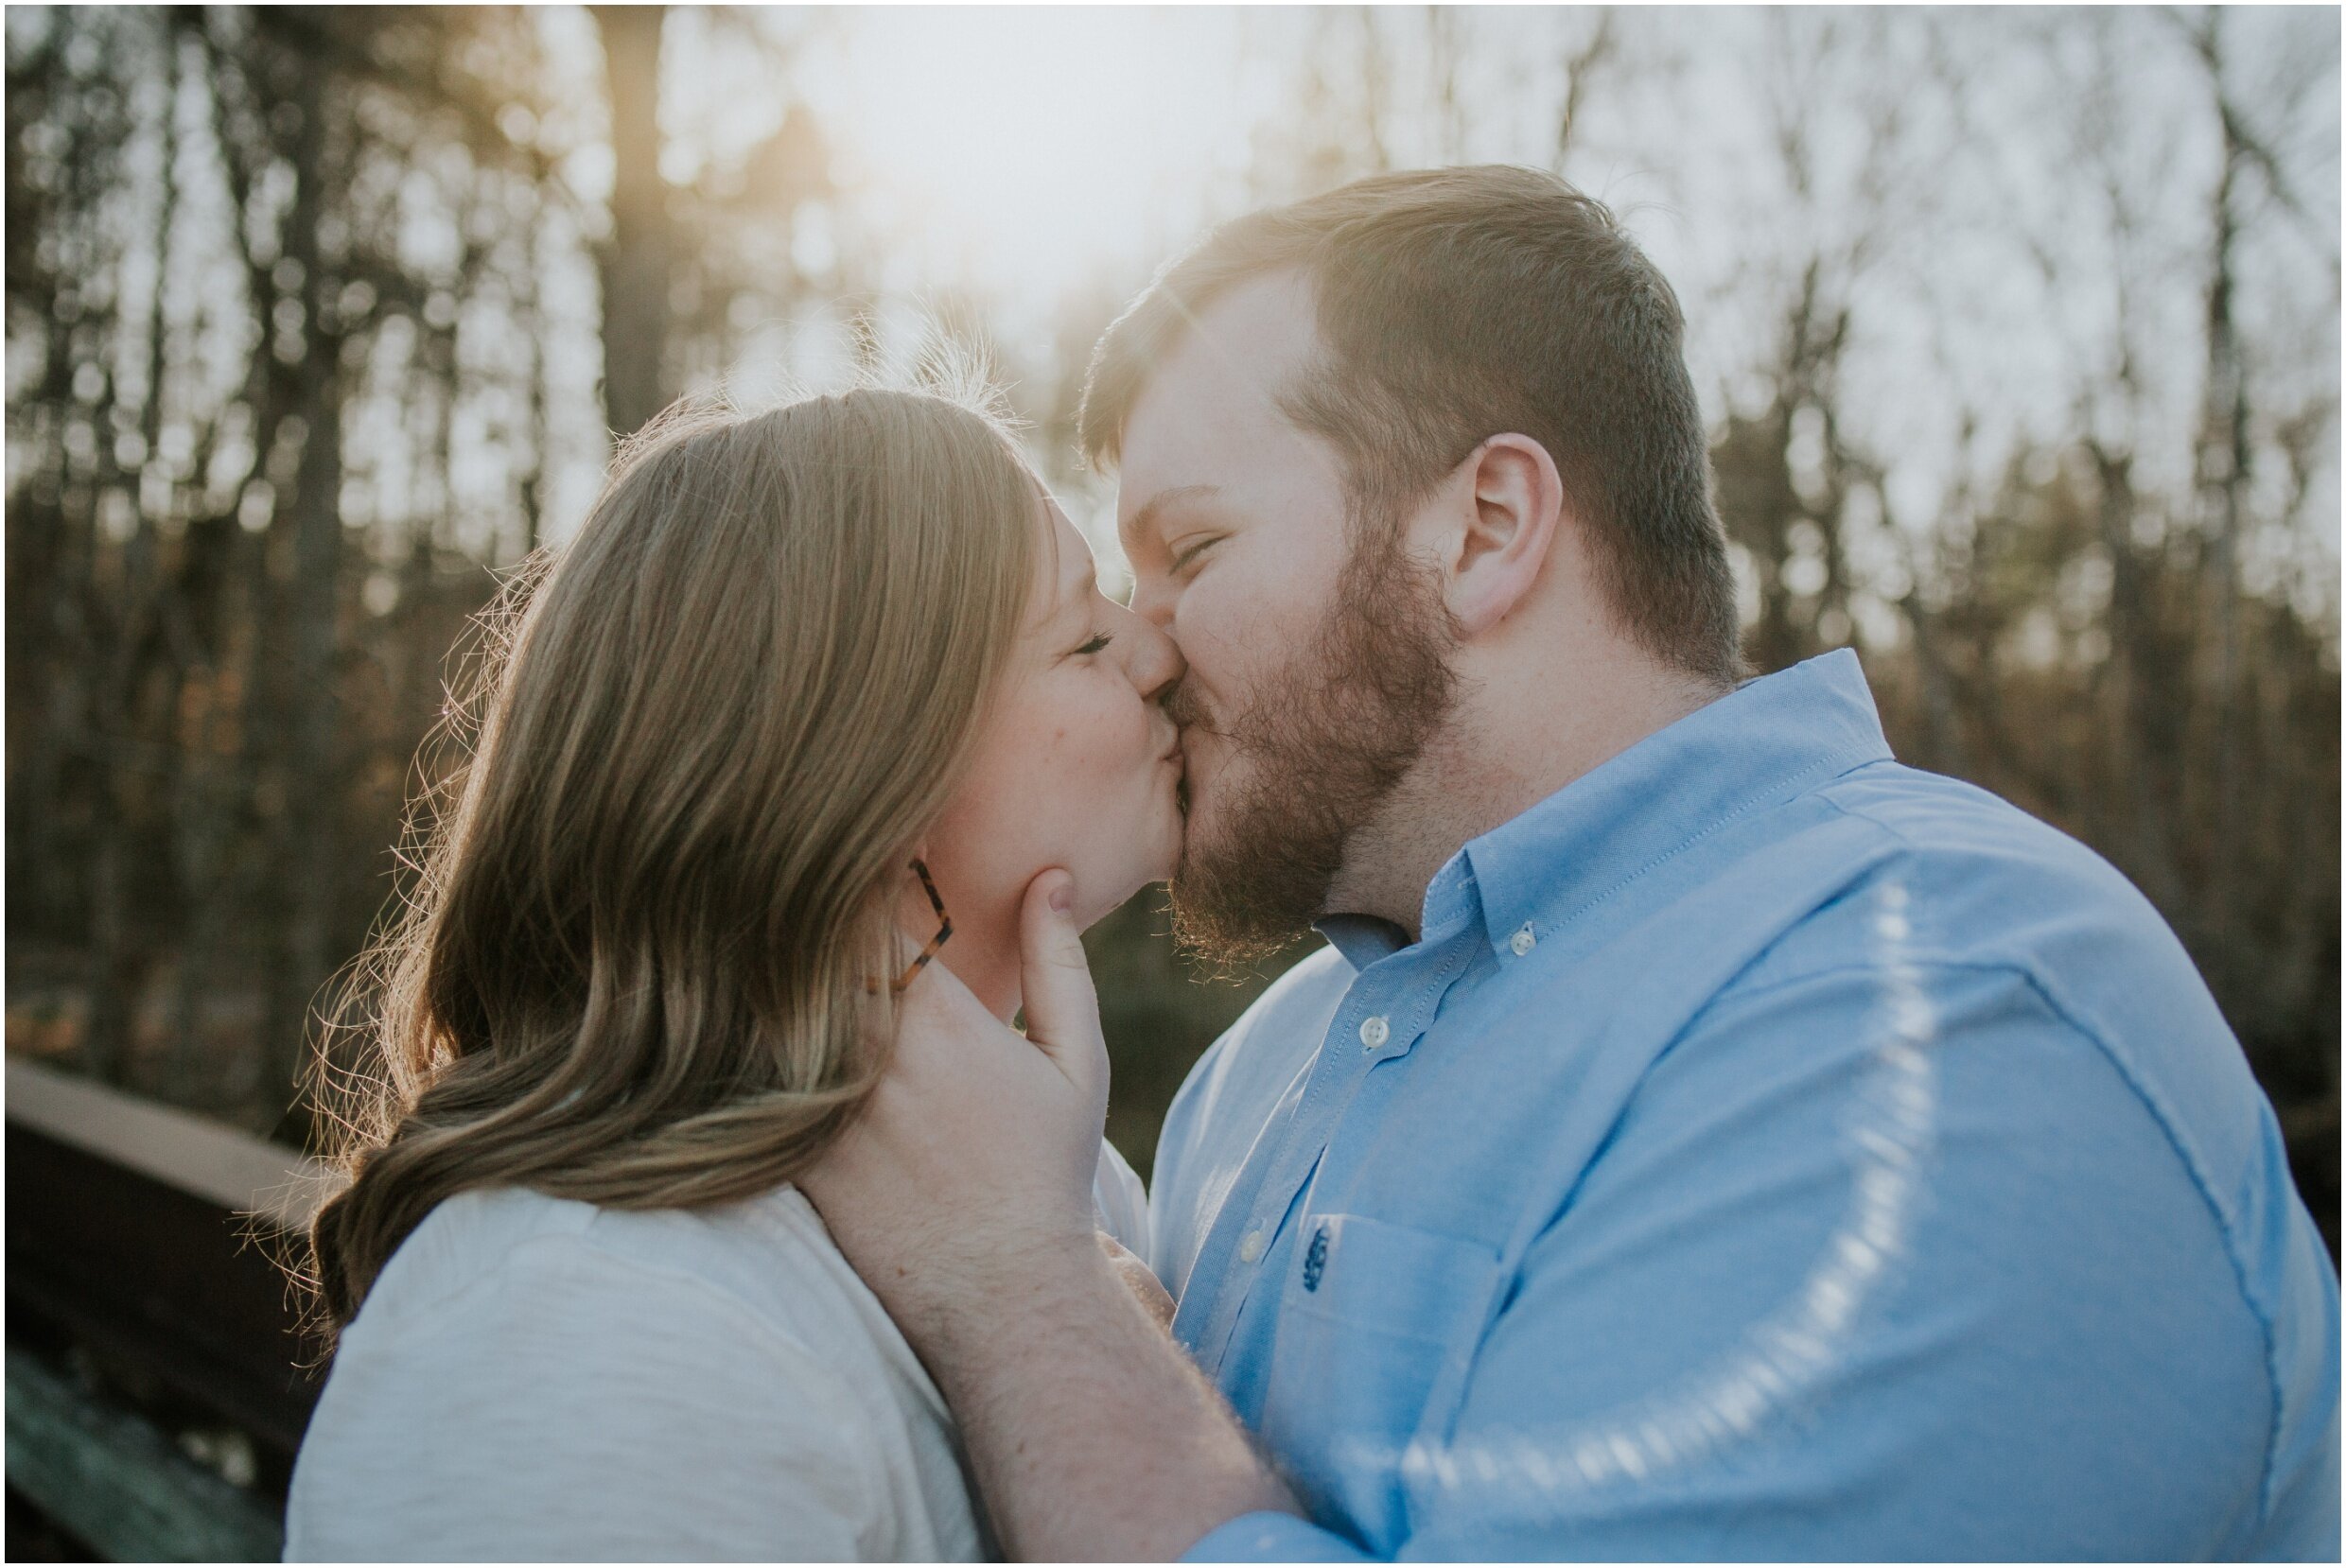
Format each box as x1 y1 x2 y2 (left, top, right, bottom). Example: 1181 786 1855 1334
1151 651 2337 1561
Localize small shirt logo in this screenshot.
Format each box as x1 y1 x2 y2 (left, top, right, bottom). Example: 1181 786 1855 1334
1302 1225 1329 1292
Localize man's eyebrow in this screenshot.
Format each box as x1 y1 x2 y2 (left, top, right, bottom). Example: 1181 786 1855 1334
1123 484 1221 550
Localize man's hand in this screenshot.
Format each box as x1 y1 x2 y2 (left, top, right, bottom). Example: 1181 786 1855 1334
800 868 1298 1560
801 870 1107 1340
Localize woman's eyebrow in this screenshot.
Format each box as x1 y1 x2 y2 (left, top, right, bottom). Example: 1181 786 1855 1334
1056 535 1098 607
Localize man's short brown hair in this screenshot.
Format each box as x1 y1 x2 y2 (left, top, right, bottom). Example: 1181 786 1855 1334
1078 165 1743 687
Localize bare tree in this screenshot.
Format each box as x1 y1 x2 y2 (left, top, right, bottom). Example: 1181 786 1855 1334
1553 10 1618 169
592 5 671 438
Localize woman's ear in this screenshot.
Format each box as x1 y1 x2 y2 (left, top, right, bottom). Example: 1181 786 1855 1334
1444 434 1567 638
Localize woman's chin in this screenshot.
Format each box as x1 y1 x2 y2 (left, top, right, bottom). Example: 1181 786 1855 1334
1075 843 1181 930
1075 862 1162 932
1145 793 1186 886
1058 783 1185 929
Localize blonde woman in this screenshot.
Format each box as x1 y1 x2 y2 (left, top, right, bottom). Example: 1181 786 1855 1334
285 388 1183 1560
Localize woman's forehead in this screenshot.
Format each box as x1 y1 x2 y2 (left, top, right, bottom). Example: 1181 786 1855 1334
1041 499 1097 601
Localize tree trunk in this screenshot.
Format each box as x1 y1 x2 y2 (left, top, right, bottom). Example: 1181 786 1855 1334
2202 92 2250 967
593 4 671 440
269 59 346 1123
2087 442 2187 918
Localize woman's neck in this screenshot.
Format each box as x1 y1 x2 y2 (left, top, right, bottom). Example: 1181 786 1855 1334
942 941 1021 1025
902 879 1022 1024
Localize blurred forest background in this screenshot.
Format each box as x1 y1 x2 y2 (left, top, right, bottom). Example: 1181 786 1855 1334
7 5 2338 1251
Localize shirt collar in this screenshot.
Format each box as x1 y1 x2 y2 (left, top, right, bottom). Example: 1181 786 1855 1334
1315 848 1484 971
1462 649 1893 959
1311 650 1892 972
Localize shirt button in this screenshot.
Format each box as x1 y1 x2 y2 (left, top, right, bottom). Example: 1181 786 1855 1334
1238 1231 1266 1264
1358 1015 1391 1051
1510 924 1537 956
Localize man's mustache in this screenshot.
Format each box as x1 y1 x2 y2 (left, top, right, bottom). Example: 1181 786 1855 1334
1161 677 1232 742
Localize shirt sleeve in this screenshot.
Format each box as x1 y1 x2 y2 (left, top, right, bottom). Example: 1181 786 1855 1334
1186 1510 1372 1561
1094 1137 1152 1260
289 1235 892 1561
1185 959 2293 1561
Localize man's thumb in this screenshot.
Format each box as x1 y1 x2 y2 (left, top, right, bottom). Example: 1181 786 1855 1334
1018 870 1103 1066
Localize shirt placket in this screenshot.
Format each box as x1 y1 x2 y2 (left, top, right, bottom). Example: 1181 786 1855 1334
1186 937 1472 1378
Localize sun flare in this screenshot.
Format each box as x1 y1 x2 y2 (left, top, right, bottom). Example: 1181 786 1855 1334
804 9 1262 303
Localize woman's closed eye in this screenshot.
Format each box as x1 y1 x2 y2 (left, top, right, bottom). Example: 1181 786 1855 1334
1073 631 1113 656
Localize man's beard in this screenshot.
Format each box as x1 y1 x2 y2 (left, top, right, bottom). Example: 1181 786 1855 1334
1165 518 1461 967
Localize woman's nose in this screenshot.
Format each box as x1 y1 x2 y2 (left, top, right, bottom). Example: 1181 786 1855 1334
1116 601 1185 703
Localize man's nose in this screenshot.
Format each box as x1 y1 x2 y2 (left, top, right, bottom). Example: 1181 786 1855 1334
1119 602 1185 703
1127 573 1178 631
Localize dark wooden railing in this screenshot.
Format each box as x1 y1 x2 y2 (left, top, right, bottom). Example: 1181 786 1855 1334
6 1056 339 1560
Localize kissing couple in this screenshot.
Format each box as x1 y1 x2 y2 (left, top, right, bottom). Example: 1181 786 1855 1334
286 167 2337 1561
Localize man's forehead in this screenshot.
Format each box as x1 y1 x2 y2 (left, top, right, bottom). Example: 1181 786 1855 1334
1121 273 1320 461
1116 270 1325 531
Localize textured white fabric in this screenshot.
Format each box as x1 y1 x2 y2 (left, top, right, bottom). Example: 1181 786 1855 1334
1091 1137 1152 1264
287 1145 1150 1562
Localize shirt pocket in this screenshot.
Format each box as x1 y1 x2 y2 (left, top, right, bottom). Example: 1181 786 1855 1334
1259 1213 1502 1554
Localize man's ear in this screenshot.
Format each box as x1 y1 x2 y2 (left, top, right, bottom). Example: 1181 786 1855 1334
1444 434 1567 637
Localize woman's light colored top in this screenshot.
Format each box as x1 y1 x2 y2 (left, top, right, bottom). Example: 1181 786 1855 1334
287 1150 1148 1562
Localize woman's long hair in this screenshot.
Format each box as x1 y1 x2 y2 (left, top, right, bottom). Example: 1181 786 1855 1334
303 387 1042 1333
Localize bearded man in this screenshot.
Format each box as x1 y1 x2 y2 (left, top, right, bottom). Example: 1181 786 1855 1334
806 166 2339 1561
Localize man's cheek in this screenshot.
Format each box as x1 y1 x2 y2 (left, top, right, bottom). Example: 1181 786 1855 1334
1186 730 1243 805
1180 577 1273 672
1185 613 1275 721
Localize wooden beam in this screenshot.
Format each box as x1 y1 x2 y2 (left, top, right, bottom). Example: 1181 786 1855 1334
6 1057 341 1231
7 1061 336 1455
5 1346 284 1563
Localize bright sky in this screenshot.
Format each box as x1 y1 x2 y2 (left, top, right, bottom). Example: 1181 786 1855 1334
618 6 2335 600
797 8 1271 306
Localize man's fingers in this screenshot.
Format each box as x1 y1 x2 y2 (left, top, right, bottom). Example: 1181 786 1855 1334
1017 869 1106 1073
895 940 993 1036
